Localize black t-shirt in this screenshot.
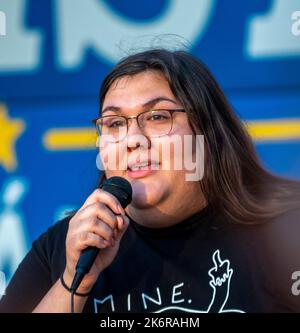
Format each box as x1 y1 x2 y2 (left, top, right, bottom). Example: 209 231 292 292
1 205 300 313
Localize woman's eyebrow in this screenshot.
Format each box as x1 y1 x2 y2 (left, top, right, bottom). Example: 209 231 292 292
101 96 178 114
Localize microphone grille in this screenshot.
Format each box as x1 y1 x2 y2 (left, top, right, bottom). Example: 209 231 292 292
101 176 132 208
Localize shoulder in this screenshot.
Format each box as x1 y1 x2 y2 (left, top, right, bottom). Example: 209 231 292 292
218 206 300 273
45 214 72 243
234 206 300 280
223 205 300 244
223 207 300 311
35 215 71 246
260 206 300 249
257 207 300 310
32 214 72 267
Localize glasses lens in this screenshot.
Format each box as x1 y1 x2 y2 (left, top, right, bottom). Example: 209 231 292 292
95 110 174 142
139 110 172 137
97 116 127 142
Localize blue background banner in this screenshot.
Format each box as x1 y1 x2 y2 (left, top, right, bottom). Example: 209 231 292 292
0 0 299 289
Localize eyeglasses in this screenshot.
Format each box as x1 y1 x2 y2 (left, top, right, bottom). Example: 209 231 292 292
92 109 186 143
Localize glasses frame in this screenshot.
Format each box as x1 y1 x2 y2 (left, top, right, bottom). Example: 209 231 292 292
92 109 186 142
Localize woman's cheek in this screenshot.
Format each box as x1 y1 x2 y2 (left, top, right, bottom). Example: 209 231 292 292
99 142 127 173
153 135 184 172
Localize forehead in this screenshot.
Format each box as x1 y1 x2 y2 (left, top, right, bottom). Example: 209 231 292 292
103 71 175 107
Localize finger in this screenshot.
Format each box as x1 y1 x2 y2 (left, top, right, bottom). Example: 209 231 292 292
115 215 130 243
80 189 125 215
88 218 115 243
77 202 119 230
116 215 125 230
75 231 110 252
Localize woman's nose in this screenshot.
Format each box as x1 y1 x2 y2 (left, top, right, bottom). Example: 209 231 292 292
126 118 150 150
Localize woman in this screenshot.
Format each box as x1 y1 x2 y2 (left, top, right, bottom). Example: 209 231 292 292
1 49 300 313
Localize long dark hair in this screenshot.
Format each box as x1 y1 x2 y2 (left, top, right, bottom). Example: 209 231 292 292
98 49 300 224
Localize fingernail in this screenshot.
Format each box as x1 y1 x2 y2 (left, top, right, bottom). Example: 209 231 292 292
104 240 110 247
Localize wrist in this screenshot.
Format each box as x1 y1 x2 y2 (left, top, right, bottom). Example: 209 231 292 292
62 269 92 296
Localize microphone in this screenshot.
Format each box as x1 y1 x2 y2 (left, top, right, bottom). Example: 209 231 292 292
70 176 132 293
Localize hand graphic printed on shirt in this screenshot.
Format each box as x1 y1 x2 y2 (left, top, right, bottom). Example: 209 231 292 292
207 250 235 313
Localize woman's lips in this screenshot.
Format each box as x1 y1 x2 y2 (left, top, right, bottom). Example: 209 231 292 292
126 162 160 179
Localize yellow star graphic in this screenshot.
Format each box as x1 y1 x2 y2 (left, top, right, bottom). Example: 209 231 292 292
0 104 25 172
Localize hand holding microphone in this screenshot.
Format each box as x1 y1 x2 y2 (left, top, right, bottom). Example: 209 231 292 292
63 177 132 295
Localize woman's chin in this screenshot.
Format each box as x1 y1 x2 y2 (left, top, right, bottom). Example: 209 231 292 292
131 181 165 208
